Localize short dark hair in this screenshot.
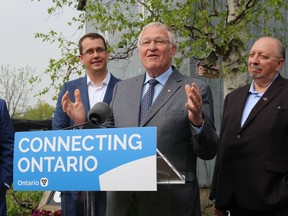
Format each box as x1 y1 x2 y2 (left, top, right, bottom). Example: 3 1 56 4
78 33 108 55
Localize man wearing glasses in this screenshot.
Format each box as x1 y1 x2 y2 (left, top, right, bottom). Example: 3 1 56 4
52 33 120 216
61 22 218 216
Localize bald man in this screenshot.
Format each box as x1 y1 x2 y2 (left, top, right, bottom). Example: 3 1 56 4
211 37 288 216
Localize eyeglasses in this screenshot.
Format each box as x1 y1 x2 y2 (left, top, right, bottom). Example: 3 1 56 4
82 47 106 56
139 38 170 47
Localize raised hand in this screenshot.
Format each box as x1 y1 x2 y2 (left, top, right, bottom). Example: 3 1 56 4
185 82 203 127
62 89 86 125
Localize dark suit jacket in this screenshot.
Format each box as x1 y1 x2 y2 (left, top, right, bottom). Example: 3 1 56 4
106 67 218 216
0 99 14 216
52 74 120 216
211 74 288 211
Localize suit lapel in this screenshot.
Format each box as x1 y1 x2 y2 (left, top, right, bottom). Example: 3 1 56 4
103 74 120 104
128 74 146 126
76 76 90 114
240 75 285 130
141 70 182 126
231 85 251 130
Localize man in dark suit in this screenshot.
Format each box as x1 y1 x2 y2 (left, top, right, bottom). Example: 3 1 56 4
62 22 218 216
52 32 120 216
211 37 288 216
0 99 14 216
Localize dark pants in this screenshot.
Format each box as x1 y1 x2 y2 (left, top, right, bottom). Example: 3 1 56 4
106 182 201 216
106 189 170 216
0 182 7 216
61 191 106 216
227 196 288 216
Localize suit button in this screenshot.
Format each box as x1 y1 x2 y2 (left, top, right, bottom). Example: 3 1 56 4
236 135 241 139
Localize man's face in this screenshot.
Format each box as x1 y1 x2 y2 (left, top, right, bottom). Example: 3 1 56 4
248 38 284 82
138 25 176 77
79 38 109 76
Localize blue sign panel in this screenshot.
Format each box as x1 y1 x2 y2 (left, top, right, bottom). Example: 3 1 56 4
13 127 157 191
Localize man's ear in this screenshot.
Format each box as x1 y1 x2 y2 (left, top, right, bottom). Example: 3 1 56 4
171 45 177 57
79 55 84 64
276 58 285 72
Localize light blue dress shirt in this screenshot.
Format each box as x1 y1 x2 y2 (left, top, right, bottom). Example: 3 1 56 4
142 67 173 101
241 73 278 127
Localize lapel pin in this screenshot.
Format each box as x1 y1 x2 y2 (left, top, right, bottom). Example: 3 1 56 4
276 106 281 110
263 97 268 101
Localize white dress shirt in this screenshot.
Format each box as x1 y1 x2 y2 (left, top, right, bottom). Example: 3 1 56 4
87 72 111 109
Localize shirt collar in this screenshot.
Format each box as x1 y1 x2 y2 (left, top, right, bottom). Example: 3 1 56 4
249 72 279 94
144 67 173 86
87 71 111 87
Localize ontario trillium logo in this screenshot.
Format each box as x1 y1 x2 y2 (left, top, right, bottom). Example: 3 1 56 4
40 178 48 187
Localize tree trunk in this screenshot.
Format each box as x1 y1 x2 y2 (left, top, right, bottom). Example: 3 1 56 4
223 0 250 96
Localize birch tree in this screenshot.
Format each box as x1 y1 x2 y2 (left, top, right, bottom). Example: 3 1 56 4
33 0 288 96
0 65 35 117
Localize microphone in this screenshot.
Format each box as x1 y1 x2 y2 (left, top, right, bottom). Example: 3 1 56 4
63 102 112 130
87 102 112 125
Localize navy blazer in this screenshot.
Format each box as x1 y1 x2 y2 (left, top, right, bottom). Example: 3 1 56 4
0 99 14 216
52 74 120 216
52 74 120 129
211 74 288 211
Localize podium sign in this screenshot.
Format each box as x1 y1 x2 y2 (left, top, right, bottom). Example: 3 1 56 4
13 127 157 191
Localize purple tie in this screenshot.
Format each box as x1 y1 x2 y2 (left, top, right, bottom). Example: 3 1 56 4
140 79 158 123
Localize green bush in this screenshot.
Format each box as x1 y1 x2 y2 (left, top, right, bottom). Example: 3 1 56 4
6 186 43 216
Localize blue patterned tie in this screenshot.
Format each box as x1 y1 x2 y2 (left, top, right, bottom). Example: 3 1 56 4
140 79 159 123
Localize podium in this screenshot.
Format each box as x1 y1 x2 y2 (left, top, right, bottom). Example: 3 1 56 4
156 149 185 184
13 127 185 215
81 148 185 215
84 149 185 216
34 150 185 215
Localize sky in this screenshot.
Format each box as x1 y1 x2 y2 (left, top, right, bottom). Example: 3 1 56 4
0 0 82 107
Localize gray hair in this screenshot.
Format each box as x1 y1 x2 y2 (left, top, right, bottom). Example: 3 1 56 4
137 22 177 48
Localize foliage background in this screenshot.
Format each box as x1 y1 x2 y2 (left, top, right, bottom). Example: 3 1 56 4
5 0 288 215
33 0 288 97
